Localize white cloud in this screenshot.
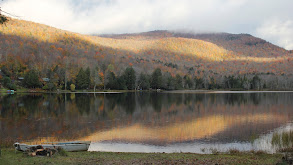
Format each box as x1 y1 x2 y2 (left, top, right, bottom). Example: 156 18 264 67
255 19 293 50
1 0 293 49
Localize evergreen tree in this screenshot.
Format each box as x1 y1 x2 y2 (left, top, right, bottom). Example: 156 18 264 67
123 67 136 90
85 67 91 88
23 70 41 88
194 77 203 89
166 75 175 90
151 68 162 89
106 71 117 89
175 74 183 90
75 68 88 89
0 12 8 24
242 76 251 90
208 77 217 89
137 73 150 90
117 75 127 90
1 76 16 90
162 72 174 90
225 76 242 89
251 75 261 90
183 75 193 89
2 76 11 88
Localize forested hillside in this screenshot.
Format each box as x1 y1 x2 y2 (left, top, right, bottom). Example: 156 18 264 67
0 19 293 91
104 30 291 58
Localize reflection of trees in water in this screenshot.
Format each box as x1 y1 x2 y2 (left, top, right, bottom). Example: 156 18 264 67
120 93 136 114
150 93 163 112
0 94 44 118
1 92 293 145
175 94 183 106
1 92 293 120
136 92 151 109
250 93 261 105
223 94 246 106
106 93 137 114
0 94 18 117
75 94 91 115
221 93 264 106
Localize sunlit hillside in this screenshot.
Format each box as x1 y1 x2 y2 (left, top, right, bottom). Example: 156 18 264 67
0 19 234 78
0 18 293 89
92 36 231 61
106 31 292 58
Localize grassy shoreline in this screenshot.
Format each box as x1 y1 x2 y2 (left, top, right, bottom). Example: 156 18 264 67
0 149 284 165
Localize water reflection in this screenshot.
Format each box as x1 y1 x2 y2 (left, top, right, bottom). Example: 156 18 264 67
1 92 293 153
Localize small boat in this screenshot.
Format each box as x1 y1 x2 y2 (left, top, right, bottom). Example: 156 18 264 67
7 90 14 94
14 141 91 152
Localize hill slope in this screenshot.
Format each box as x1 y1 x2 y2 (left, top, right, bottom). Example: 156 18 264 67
0 19 234 76
99 30 293 75
102 30 291 58
0 19 293 90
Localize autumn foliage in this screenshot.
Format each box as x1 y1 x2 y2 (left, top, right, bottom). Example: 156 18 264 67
0 19 293 90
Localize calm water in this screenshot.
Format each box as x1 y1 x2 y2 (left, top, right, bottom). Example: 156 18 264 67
1 92 293 153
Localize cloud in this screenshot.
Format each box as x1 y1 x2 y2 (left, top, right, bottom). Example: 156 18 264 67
255 19 293 50
1 0 293 50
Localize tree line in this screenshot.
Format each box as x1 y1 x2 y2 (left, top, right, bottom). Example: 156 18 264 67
1 64 287 91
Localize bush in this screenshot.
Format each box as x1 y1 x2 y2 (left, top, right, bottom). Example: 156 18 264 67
229 149 241 155
42 84 48 90
210 148 220 155
2 77 11 87
57 148 68 156
8 83 17 90
1 76 17 90
47 82 56 91
23 70 41 88
70 84 75 92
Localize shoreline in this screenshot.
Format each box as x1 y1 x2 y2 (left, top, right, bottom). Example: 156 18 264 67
163 90 293 94
1 89 293 94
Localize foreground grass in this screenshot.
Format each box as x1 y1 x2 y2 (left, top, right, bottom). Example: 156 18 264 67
0 149 284 165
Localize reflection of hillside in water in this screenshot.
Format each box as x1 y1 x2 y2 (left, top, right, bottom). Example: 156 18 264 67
80 114 286 145
0 92 293 146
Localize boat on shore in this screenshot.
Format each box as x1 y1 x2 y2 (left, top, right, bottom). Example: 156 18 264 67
14 141 91 152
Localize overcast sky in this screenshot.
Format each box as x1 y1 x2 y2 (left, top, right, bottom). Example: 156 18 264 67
1 0 293 50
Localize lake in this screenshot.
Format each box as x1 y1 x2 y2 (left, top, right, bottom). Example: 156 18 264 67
1 91 293 153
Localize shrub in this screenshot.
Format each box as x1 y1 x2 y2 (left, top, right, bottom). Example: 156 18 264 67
1 76 17 90
229 149 241 155
8 83 17 90
23 70 41 88
210 148 220 155
57 148 68 156
70 84 76 92
47 82 56 91
2 76 11 87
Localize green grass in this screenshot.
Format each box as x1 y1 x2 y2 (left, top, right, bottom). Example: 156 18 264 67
0 149 283 165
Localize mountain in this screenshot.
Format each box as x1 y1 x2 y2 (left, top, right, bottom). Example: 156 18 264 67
102 30 291 58
100 30 293 74
0 19 293 90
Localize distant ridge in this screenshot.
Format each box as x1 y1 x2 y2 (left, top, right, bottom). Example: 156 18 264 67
101 31 291 58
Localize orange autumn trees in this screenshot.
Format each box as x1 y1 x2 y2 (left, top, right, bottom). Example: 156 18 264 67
0 18 293 90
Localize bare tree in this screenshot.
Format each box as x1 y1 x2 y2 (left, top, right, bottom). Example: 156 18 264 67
0 7 8 24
